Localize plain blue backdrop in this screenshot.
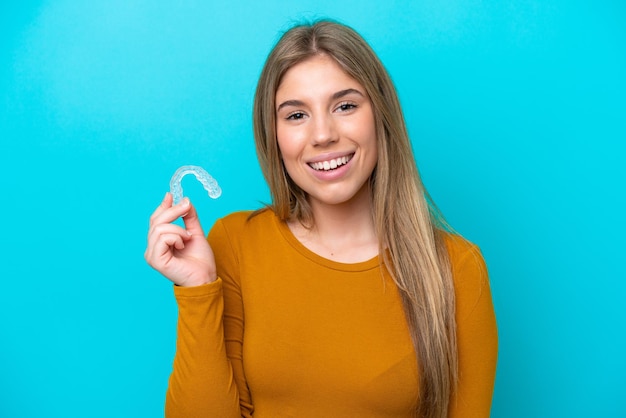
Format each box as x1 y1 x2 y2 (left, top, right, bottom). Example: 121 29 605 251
1 1 624 417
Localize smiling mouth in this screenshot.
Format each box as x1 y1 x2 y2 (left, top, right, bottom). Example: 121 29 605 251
308 154 354 171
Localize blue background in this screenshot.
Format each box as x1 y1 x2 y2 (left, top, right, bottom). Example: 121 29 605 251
1 1 624 417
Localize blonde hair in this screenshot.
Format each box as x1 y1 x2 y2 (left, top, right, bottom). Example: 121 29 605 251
253 20 457 418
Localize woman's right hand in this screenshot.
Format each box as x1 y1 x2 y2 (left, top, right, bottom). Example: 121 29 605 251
145 193 217 287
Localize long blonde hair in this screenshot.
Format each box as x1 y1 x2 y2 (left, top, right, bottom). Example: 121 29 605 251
253 20 457 418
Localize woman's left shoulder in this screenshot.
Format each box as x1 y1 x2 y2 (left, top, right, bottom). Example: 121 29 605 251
441 232 489 288
442 233 482 262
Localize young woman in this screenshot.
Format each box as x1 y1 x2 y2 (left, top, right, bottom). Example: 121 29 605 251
145 20 497 418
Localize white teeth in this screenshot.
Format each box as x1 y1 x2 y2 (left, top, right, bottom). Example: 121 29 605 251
309 155 352 171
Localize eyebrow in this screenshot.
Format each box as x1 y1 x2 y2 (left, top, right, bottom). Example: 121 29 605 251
276 88 365 112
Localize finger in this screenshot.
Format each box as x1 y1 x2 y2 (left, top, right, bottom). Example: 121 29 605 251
147 223 192 255
172 234 186 251
181 199 206 237
149 222 192 239
151 232 185 263
150 197 195 227
149 192 174 226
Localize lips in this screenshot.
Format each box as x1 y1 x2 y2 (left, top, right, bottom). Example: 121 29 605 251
308 154 354 171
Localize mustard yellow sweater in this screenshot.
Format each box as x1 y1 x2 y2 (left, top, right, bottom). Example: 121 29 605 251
166 210 497 418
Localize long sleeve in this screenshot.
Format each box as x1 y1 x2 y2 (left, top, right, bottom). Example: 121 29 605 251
164 280 243 418
448 242 498 418
164 215 255 418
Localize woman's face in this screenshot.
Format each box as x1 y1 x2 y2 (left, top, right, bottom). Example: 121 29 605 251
275 54 378 210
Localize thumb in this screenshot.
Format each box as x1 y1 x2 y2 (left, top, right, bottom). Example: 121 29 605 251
181 199 206 236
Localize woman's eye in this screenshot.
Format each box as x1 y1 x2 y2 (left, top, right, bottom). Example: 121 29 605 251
286 112 305 120
337 102 357 112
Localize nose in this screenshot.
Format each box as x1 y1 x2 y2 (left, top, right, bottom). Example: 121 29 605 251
310 113 338 147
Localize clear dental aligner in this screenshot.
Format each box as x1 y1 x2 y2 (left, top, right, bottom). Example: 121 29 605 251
169 165 222 204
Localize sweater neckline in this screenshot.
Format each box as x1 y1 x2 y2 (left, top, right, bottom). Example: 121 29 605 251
272 211 381 272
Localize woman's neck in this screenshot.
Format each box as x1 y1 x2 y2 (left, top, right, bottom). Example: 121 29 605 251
288 185 379 263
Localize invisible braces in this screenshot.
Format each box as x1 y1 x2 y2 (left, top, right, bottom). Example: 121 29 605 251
169 165 221 204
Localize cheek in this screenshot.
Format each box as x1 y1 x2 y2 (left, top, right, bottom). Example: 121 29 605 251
276 128 302 162
275 128 287 159
275 124 289 153
349 106 376 141
275 137 298 180
276 136 289 163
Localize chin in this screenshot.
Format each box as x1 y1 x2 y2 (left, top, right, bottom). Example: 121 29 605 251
310 189 366 207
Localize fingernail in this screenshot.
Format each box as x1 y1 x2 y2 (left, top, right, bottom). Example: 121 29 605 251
182 197 190 207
